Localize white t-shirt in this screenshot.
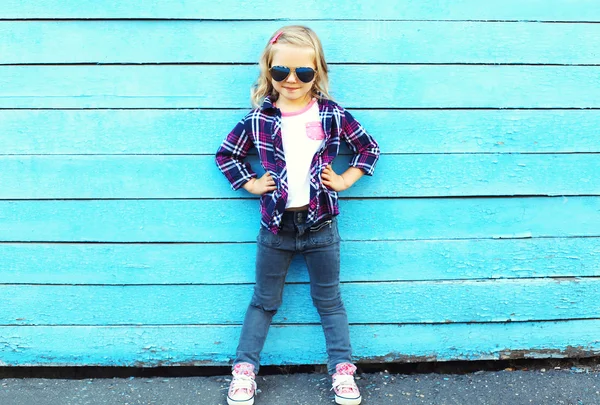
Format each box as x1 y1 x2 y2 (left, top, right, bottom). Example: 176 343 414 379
279 99 325 209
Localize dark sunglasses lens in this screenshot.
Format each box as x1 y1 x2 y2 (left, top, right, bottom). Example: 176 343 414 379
270 66 290 82
295 68 315 83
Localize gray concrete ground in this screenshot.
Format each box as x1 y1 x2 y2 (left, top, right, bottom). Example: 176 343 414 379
1 361 599 405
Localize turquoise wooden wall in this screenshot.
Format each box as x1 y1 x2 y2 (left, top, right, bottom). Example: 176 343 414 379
1 1 600 367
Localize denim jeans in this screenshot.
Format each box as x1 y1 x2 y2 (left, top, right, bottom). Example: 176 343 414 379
234 210 352 375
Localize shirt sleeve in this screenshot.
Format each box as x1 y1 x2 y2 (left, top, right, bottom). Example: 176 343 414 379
215 117 257 190
341 109 380 176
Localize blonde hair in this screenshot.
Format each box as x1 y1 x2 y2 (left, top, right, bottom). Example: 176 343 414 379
251 25 332 108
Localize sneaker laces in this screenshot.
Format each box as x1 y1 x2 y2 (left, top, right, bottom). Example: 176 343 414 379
332 374 359 395
230 373 257 395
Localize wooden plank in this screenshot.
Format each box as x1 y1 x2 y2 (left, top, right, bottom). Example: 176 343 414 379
2 21 599 64
2 320 600 366
2 109 599 155
0 197 598 243
1 65 599 109
2 154 599 199
3 238 599 285
3 278 600 325
1 0 599 21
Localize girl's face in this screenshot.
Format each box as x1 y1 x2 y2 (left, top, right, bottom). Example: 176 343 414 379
270 44 316 108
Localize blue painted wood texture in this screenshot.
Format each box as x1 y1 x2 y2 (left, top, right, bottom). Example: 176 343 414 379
2 66 600 108
3 238 600 284
1 110 599 154
2 21 599 64
3 321 600 367
1 1 599 367
3 154 600 198
2 198 599 242
1 0 599 21
4 280 600 324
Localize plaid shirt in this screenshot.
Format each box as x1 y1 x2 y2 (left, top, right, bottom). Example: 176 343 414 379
215 96 380 234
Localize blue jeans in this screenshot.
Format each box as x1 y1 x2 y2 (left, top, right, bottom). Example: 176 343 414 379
234 210 353 375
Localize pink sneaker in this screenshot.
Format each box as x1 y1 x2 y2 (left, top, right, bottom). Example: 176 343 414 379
332 363 362 405
227 362 257 405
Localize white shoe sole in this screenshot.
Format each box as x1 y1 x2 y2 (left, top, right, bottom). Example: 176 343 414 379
335 394 362 405
227 395 254 405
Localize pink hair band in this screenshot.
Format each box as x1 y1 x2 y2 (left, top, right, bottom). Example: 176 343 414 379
270 31 283 44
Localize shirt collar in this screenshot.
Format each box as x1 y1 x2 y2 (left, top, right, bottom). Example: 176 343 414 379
260 96 276 111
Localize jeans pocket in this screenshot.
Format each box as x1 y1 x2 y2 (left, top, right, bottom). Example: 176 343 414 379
309 219 337 246
257 227 282 247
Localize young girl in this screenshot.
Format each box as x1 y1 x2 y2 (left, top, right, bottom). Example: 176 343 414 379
215 25 380 405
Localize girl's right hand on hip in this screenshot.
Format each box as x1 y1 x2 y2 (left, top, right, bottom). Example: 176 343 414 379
243 172 277 195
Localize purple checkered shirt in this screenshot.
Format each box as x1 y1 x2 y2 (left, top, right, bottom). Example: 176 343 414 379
215 96 380 234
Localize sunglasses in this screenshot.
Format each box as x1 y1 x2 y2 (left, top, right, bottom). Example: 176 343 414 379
269 66 316 83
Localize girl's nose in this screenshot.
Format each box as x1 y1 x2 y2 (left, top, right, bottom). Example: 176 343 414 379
285 71 298 83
